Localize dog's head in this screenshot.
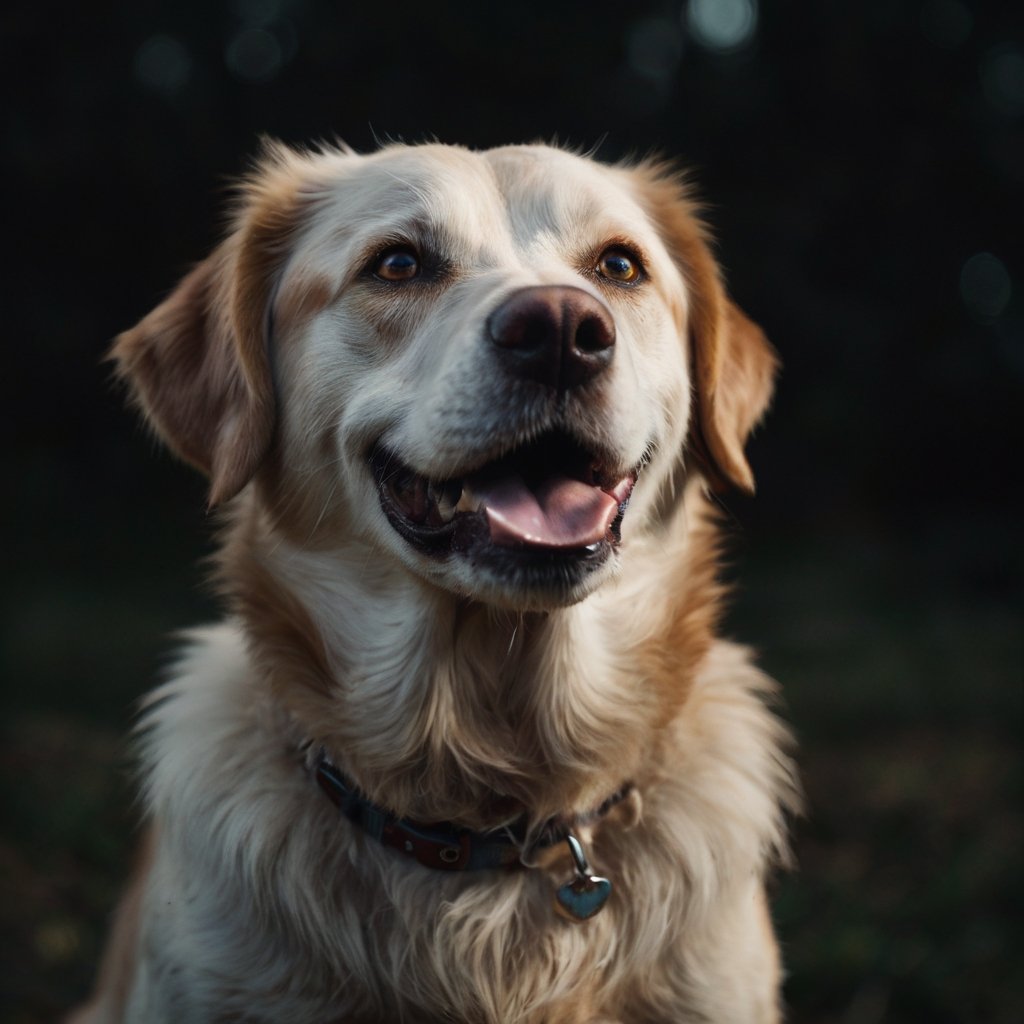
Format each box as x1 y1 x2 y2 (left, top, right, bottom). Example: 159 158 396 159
113 142 775 608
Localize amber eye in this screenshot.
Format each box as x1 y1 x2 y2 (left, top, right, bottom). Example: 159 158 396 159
374 247 420 282
596 248 641 284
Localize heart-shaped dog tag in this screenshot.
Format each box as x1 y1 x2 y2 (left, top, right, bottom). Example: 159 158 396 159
552 833 612 922
554 873 612 921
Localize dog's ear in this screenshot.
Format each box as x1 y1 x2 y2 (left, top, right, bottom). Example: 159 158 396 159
688 287 778 495
631 164 778 494
111 144 308 506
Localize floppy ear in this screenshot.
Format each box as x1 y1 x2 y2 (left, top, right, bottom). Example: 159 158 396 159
631 164 778 494
111 143 308 505
688 283 778 494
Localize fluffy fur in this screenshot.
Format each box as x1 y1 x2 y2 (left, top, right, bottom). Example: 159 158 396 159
74 141 799 1023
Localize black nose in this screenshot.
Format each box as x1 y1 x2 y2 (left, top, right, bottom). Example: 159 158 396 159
486 286 616 390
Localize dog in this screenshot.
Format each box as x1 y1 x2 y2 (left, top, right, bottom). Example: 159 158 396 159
74 141 799 1023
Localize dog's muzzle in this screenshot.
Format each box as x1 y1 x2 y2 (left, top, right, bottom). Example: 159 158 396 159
370 286 638 594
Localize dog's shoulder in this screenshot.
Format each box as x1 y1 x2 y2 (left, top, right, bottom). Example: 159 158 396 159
636 641 799 893
139 623 253 747
137 623 303 823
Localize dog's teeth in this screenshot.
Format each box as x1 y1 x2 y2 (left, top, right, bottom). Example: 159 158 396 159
434 493 456 524
428 481 463 524
455 486 481 513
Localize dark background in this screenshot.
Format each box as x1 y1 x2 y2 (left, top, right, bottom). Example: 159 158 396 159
2 1 1021 1021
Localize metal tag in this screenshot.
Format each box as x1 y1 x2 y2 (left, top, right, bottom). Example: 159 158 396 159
553 833 611 922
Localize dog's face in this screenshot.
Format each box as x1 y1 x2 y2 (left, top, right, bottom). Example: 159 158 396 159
113 143 776 609
273 145 692 607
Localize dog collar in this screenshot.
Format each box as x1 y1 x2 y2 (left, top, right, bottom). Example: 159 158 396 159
313 751 630 920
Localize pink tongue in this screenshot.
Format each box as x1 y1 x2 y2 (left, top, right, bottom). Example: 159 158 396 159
473 473 621 549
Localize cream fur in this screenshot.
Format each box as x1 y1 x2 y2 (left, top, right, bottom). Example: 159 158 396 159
76 142 798 1024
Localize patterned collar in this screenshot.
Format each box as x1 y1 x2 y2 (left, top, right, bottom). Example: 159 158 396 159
313 751 632 874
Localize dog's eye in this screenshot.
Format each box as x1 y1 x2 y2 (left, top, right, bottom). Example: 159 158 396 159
374 247 420 282
596 248 641 285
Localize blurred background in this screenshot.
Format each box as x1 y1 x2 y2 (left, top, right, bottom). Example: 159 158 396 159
2 1 1021 1020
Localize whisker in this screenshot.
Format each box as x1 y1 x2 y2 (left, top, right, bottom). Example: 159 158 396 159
305 477 340 544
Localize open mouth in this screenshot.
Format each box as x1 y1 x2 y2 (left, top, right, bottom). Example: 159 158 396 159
370 432 637 572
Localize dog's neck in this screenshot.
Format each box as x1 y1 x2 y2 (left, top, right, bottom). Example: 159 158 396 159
217 484 719 828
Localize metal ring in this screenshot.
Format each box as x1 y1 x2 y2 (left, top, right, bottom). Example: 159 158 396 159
564 834 592 876
439 847 460 864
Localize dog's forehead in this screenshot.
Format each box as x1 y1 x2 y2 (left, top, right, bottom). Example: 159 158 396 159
322 145 506 239
309 144 657 255
482 145 650 235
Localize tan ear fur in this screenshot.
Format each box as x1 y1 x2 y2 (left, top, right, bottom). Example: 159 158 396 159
111 142 311 505
693 301 778 494
630 163 778 494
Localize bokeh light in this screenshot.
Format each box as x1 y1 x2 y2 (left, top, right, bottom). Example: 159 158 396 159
684 0 758 54
225 28 284 83
960 252 1013 322
980 45 1024 118
133 34 192 98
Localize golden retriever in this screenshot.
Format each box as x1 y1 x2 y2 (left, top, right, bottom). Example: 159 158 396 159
74 141 798 1023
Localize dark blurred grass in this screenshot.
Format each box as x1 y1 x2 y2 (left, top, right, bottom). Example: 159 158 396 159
738 522 1023 1024
0 719 132 1024
777 730 1022 1024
